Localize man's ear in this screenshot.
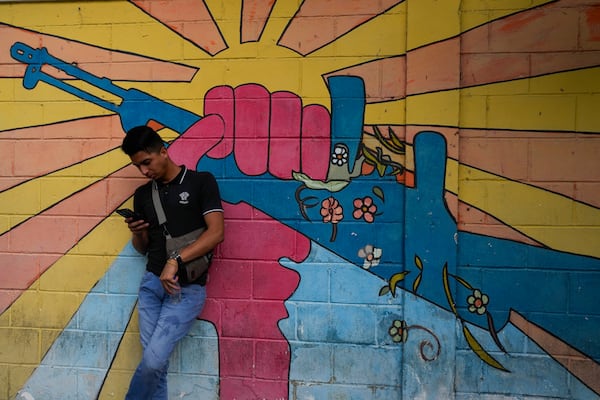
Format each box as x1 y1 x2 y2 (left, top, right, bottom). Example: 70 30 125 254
160 146 169 158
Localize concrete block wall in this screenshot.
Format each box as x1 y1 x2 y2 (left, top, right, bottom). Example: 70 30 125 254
1 1 599 399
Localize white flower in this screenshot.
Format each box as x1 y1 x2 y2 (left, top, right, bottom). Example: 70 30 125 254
358 244 382 269
331 144 348 166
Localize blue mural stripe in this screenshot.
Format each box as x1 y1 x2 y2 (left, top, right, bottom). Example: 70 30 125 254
16 243 146 399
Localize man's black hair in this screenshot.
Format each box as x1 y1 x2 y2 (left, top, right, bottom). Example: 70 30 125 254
121 125 165 156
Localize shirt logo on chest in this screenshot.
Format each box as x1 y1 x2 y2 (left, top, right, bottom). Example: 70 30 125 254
179 191 190 204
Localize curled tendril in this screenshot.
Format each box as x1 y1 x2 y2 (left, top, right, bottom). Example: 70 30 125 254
295 184 319 221
407 324 441 362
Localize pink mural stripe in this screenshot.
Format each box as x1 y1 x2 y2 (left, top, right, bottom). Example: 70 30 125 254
459 129 600 208
530 51 600 77
0 25 197 81
278 0 403 55
326 56 406 103
0 117 125 192
241 0 276 43
0 166 145 314
200 202 307 399
0 254 50 289
456 198 543 247
130 0 227 56
0 116 118 139
510 309 600 395
461 1 600 87
583 5 600 42
407 38 460 95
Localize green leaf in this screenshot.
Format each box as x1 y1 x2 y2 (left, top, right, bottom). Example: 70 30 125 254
373 186 385 201
452 274 473 290
388 127 406 153
389 271 410 297
462 324 509 372
442 263 458 315
379 286 390 296
414 254 423 270
486 312 507 353
292 172 349 192
372 125 405 154
362 145 378 164
412 273 422 293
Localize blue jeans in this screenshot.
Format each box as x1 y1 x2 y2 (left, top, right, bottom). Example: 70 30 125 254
126 271 206 400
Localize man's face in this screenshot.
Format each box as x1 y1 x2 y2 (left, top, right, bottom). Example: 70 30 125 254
130 147 168 181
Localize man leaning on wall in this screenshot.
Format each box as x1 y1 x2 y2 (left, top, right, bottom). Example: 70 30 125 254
119 125 224 399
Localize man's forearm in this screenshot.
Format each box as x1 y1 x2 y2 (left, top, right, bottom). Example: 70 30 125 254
132 232 149 255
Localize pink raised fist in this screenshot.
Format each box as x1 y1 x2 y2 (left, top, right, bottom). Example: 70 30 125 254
173 84 331 181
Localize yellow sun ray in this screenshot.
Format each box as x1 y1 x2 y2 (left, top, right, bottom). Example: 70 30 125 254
0 79 115 131
310 2 407 59
457 163 600 258
204 0 242 48
98 312 141 399
260 0 305 44
0 1 207 63
407 0 461 50
460 67 600 132
406 90 461 127
406 0 557 51
0 149 130 235
365 100 406 125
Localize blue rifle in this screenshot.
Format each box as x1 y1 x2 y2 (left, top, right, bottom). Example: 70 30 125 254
10 42 201 133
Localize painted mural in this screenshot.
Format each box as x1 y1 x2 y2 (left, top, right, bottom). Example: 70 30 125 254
1 0 599 399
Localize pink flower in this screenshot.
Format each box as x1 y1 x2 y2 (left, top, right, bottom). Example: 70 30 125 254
353 196 377 223
320 197 343 224
320 197 343 241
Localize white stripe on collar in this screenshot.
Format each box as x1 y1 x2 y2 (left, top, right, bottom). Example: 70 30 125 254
152 165 188 189
178 166 188 184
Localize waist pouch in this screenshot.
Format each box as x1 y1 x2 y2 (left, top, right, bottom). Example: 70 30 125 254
166 227 213 284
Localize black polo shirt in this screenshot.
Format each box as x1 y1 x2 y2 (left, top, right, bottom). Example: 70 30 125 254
133 166 223 281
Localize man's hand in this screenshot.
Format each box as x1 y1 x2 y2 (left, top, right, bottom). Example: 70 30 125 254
126 217 149 234
125 218 150 255
159 259 180 294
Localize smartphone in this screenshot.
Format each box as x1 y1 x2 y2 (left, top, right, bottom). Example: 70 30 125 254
116 208 142 221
